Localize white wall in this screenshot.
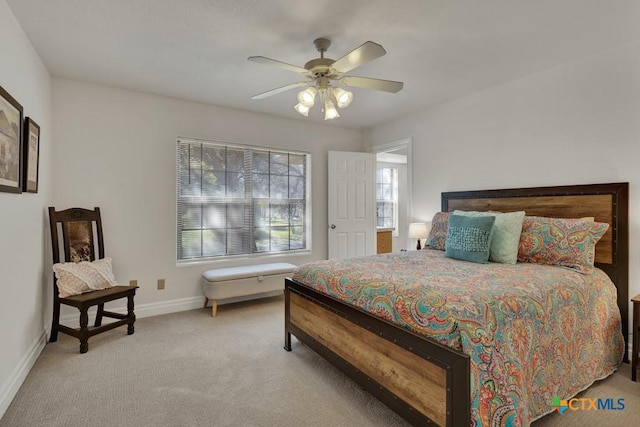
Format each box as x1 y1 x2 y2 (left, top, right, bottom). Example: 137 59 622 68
0 0 52 417
364 41 640 345
52 78 362 315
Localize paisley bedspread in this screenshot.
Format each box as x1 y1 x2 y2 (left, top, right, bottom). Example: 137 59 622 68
291 249 624 426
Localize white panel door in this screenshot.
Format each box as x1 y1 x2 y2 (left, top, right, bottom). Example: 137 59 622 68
328 151 376 260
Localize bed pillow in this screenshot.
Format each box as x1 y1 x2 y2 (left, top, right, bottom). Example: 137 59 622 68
454 210 525 264
52 257 118 298
445 214 496 264
517 216 609 274
425 212 450 250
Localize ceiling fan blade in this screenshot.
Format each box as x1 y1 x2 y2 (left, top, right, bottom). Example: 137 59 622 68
340 76 404 93
330 41 387 74
251 81 309 100
247 56 309 75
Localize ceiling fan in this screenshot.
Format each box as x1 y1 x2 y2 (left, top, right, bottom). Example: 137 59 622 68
248 38 403 120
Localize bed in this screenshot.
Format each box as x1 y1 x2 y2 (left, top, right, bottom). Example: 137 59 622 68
283 182 628 427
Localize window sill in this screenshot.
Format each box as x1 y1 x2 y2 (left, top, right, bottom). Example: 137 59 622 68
176 249 311 267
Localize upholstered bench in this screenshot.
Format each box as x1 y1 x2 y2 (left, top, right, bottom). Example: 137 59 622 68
201 262 297 317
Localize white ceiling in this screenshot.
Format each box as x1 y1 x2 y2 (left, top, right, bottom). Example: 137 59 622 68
7 0 640 130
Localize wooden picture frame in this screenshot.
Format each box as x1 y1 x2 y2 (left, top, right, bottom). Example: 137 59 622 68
0 84 24 194
23 117 40 193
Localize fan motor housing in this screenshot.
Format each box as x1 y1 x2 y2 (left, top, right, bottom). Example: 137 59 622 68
304 58 335 76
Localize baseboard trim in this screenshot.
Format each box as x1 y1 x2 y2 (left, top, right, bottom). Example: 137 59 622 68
135 297 205 318
0 331 47 418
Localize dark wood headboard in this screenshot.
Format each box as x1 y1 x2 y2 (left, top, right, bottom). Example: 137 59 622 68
441 182 629 361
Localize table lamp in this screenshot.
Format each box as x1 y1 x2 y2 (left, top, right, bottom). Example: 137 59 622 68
408 222 430 250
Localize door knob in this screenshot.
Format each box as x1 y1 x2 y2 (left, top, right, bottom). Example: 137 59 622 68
330 224 336 229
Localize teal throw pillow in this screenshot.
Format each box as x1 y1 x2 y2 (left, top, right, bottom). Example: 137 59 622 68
453 210 525 264
445 215 495 264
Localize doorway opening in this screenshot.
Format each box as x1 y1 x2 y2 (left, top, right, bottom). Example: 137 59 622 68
373 138 413 252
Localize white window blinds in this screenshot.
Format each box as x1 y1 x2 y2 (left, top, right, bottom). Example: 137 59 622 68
176 138 310 260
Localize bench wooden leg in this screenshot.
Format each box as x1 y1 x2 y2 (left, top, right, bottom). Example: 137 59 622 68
211 300 218 317
203 297 209 309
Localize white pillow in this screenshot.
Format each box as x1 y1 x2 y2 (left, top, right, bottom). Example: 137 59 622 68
453 210 525 264
52 257 117 298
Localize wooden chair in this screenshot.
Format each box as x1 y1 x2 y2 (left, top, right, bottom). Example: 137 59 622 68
49 207 138 353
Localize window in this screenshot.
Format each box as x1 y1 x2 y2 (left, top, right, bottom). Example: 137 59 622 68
176 138 310 261
376 166 398 231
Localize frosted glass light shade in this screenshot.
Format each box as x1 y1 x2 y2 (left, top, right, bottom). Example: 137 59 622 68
333 87 353 108
324 99 340 120
297 87 317 107
294 103 310 116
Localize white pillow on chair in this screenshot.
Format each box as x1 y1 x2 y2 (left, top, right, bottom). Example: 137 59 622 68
52 257 117 298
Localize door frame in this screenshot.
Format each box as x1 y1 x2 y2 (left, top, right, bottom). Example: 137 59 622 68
371 137 413 251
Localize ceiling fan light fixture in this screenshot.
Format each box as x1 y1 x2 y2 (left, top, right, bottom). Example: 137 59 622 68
249 38 403 121
333 87 353 108
297 87 317 107
324 98 340 120
294 103 310 116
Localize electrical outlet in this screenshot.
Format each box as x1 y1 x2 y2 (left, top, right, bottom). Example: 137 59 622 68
157 279 165 290
129 279 138 287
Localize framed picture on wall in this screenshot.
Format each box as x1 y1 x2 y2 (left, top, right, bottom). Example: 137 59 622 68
23 118 40 193
0 84 23 194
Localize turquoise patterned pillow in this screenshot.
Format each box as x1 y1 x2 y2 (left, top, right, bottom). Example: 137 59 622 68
425 212 450 250
517 216 609 274
445 215 495 264
454 210 525 264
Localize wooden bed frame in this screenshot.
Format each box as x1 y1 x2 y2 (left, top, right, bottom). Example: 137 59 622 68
284 182 629 427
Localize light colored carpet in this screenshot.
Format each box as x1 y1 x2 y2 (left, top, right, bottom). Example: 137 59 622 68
1 296 638 426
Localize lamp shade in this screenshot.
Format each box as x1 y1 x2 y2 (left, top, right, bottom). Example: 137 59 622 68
333 87 353 108
297 87 317 107
294 103 310 116
324 98 340 120
408 222 429 239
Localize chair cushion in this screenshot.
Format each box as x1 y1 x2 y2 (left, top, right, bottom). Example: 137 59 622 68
52 257 117 298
